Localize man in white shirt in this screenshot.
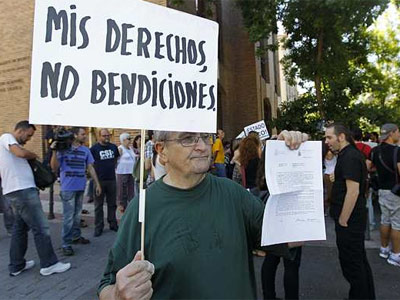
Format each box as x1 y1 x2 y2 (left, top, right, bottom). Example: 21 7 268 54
0 120 70 276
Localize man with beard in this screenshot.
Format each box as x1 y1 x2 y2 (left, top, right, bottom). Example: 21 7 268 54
1 120 70 276
98 130 307 300
51 127 101 256
90 129 120 237
325 123 375 299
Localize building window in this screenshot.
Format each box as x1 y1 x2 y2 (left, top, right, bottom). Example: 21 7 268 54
263 98 272 133
260 40 270 83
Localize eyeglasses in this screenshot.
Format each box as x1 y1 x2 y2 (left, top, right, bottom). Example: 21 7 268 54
101 135 110 137
164 133 213 147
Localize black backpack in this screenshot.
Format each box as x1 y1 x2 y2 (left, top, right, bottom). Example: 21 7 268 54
28 159 57 190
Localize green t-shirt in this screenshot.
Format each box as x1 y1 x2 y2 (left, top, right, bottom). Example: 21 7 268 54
98 174 265 299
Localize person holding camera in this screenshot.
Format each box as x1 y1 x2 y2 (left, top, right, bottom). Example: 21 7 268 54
0 120 70 276
51 127 101 256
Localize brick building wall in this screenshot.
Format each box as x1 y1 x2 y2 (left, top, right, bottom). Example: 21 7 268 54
0 0 44 155
0 0 165 159
218 1 269 139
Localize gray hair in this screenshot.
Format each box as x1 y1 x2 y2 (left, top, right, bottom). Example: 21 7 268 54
119 132 130 143
154 131 173 142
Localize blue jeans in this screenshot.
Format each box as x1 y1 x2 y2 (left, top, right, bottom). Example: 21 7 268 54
0 186 14 233
60 191 84 248
6 188 58 272
215 163 227 177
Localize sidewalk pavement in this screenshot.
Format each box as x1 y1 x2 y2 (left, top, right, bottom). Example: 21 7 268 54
0 184 399 299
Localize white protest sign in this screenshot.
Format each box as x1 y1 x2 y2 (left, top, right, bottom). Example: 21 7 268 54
244 120 269 140
261 141 326 245
29 0 218 132
235 131 245 139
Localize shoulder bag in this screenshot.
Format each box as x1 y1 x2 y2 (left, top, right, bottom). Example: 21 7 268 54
28 159 57 190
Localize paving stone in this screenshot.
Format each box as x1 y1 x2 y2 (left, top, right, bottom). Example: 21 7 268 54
1 193 399 299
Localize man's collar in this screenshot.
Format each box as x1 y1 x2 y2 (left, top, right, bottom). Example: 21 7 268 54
72 142 82 149
338 143 351 155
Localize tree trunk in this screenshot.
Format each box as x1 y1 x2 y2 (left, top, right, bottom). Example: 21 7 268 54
315 30 325 120
197 0 206 17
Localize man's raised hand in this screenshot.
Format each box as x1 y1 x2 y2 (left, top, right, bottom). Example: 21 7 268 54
277 130 308 150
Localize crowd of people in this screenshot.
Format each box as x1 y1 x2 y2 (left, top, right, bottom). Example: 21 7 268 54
0 120 399 300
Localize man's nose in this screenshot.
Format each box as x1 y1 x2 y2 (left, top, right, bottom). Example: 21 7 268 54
194 137 208 150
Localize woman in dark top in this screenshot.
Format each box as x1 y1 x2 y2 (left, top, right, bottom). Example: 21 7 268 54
239 135 262 189
256 147 302 300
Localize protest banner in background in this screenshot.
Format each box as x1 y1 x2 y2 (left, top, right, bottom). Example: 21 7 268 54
235 131 245 139
244 120 269 140
29 0 219 132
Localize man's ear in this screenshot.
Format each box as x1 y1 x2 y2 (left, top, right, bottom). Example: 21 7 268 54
338 133 346 143
155 142 167 162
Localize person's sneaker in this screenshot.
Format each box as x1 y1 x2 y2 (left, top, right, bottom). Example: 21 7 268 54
62 246 74 256
40 262 71 276
10 260 35 277
94 229 103 237
387 253 400 267
379 247 390 259
72 236 90 244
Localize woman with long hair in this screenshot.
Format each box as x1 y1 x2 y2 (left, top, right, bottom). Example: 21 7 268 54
132 135 141 155
239 135 262 189
256 146 302 299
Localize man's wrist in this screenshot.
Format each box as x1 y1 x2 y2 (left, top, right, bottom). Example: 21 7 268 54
99 284 117 300
338 215 348 226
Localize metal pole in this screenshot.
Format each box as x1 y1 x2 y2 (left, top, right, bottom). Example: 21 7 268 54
48 183 55 220
365 188 373 241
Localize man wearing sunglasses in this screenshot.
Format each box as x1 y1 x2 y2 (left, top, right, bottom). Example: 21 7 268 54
99 130 307 300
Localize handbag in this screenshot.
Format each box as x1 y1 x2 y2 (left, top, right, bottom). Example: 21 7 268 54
28 159 57 190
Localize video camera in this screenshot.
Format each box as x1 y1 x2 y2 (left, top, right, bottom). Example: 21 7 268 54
53 127 74 151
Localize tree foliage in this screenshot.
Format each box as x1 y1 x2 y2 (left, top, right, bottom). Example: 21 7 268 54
236 0 392 130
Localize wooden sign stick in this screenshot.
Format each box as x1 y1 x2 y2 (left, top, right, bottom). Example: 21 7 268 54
139 129 146 259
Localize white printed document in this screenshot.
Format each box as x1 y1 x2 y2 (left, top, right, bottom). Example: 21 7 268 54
261 141 326 246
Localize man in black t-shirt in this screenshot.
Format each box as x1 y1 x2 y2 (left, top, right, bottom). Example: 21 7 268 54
90 129 120 237
370 123 400 267
325 123 375 299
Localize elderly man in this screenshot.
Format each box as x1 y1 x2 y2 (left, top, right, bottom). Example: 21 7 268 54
98 130 306 299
